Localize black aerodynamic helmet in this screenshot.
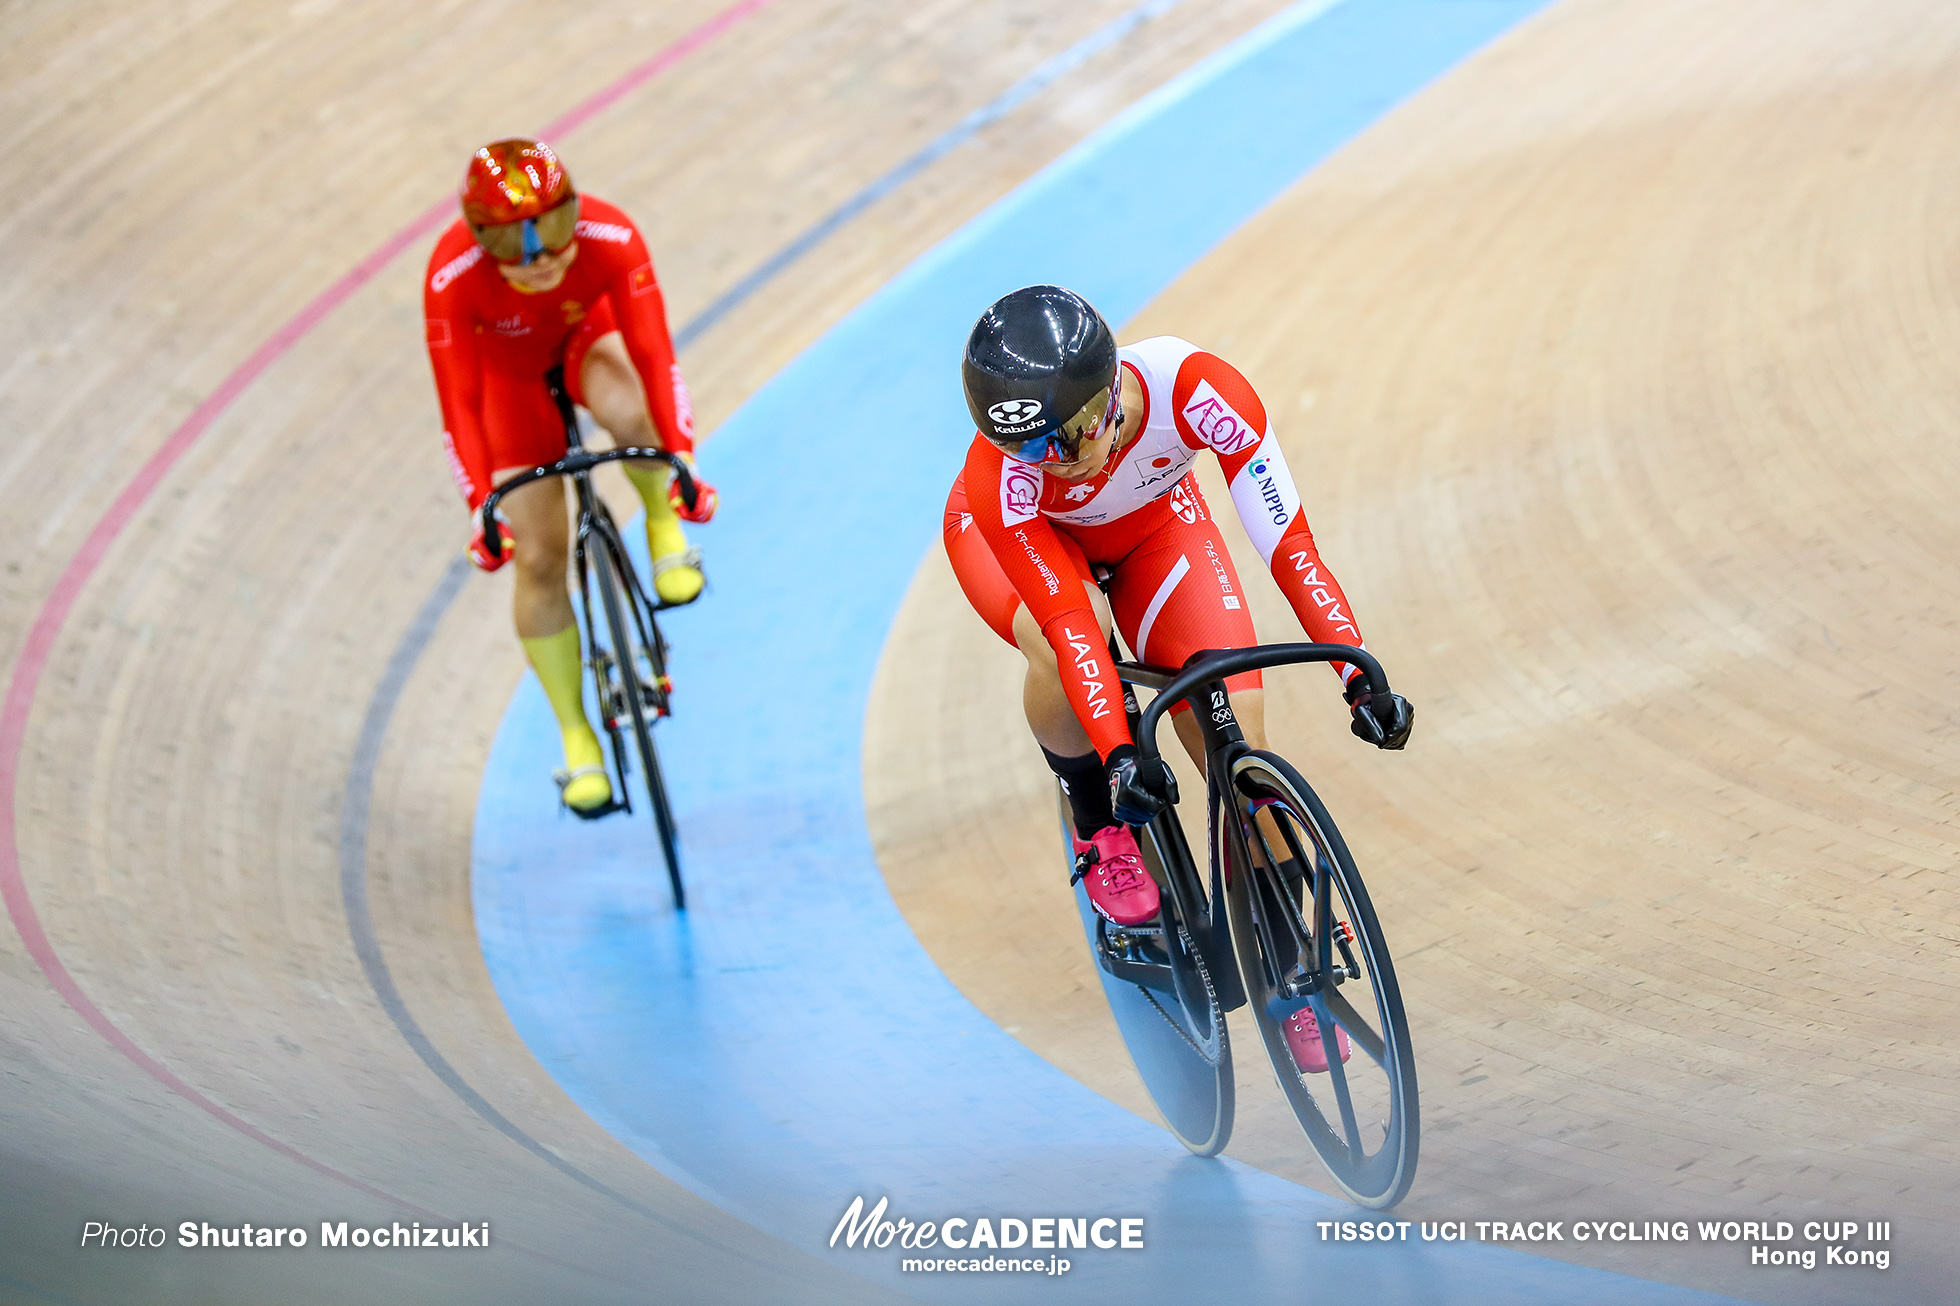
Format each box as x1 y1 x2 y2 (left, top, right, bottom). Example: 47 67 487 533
962 285 1118 453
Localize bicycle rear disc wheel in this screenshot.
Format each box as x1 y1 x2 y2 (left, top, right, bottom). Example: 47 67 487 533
590 521 685 910
1061 798 1234 1156
1222 750 1417 1207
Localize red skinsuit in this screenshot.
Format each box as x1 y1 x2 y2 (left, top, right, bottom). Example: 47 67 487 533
944 337 1366 760
423 194 693 509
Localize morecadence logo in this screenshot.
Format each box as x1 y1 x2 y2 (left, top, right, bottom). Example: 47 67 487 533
830 1195 1143 1277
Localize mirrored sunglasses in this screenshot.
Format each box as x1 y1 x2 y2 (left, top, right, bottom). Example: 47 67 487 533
470 195 580 265
991 381 1120 465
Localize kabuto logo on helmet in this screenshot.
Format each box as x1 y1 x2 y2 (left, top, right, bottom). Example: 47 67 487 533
988 398 1045 433
964 286 1116 449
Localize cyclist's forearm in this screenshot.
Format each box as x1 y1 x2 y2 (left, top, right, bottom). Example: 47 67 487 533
442 427 492 510
1037 612 1131 760
1269 518 1366 685
1218 431 1366 685
427 316 491 507
612 290 694 455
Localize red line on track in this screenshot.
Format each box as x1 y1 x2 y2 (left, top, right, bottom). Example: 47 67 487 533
0 0 774 1214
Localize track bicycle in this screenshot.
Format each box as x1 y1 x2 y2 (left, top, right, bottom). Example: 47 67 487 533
1065 621 1419 1208
479 366 699 911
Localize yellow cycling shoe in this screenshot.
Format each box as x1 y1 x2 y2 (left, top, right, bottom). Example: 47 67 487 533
554 726 614 815
647 517 705 606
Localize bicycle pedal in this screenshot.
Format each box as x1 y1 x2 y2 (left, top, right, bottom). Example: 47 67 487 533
553 767 623 822
564 797 625 822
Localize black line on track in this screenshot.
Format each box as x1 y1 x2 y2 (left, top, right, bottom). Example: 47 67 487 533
338 0 1186 1244
336 555 685 1229
338 504 865 1305
675 0 1181 349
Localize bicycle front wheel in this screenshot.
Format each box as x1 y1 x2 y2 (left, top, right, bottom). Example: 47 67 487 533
1220 749 1417 1207
588 516 685 910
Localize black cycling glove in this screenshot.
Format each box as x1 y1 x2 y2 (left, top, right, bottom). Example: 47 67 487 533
1105 744 1177 825
1345 679 1414 750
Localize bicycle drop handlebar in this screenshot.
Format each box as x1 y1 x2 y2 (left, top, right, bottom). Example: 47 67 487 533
1130 642 1390 770
476 447 699 564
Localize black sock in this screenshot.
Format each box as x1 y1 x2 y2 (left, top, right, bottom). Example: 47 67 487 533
1042 747 1112 840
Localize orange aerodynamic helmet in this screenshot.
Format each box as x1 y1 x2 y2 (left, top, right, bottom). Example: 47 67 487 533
460 138 579 264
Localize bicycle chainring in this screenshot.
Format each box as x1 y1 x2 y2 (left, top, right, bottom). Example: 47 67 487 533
1136 924 1225 1068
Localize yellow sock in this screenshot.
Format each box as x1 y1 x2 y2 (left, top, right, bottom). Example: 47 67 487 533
624 461 703 604
520 624 610 809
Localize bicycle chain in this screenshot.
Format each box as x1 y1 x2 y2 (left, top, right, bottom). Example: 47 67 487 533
1134 924 1225 1069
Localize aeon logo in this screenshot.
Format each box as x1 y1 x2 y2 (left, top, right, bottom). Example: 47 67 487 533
1182 379 1259 454
988 398 1044 433
1000 462 1042 525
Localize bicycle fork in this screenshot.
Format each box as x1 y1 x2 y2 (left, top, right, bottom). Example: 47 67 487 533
1229 774 1363 1020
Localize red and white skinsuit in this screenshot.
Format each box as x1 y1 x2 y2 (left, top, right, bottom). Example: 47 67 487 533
944 336 1367 759
423 194 694 510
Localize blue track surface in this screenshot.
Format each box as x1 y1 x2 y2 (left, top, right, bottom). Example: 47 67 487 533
472 1 1740 1300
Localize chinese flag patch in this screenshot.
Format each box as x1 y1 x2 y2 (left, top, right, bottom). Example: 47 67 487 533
629 262 657 297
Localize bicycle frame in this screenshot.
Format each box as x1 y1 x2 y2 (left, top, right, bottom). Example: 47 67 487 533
1113 644 1381 962
472 367 691 905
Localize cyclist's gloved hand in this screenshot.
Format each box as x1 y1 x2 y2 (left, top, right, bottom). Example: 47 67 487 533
667 453 718 524
1106 744 1177 825
1345 678 1413 750
469 509 514 572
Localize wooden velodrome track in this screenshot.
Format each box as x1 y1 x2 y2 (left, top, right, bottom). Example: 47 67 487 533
0 1 1301 1302
868 0 1958 1302
0 3 1952 1306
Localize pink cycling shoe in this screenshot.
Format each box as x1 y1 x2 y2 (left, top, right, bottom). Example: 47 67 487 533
1072 825 1161 926
1284 1004 1352 1074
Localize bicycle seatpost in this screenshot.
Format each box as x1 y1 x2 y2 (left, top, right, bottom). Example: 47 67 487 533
543 365 583 451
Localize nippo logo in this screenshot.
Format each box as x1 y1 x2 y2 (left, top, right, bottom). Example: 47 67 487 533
988 398 1044 427
1000 462 1043 525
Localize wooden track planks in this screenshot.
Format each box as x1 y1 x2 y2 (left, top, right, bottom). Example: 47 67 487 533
868 1 1960 1302
0 0 1300 1301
